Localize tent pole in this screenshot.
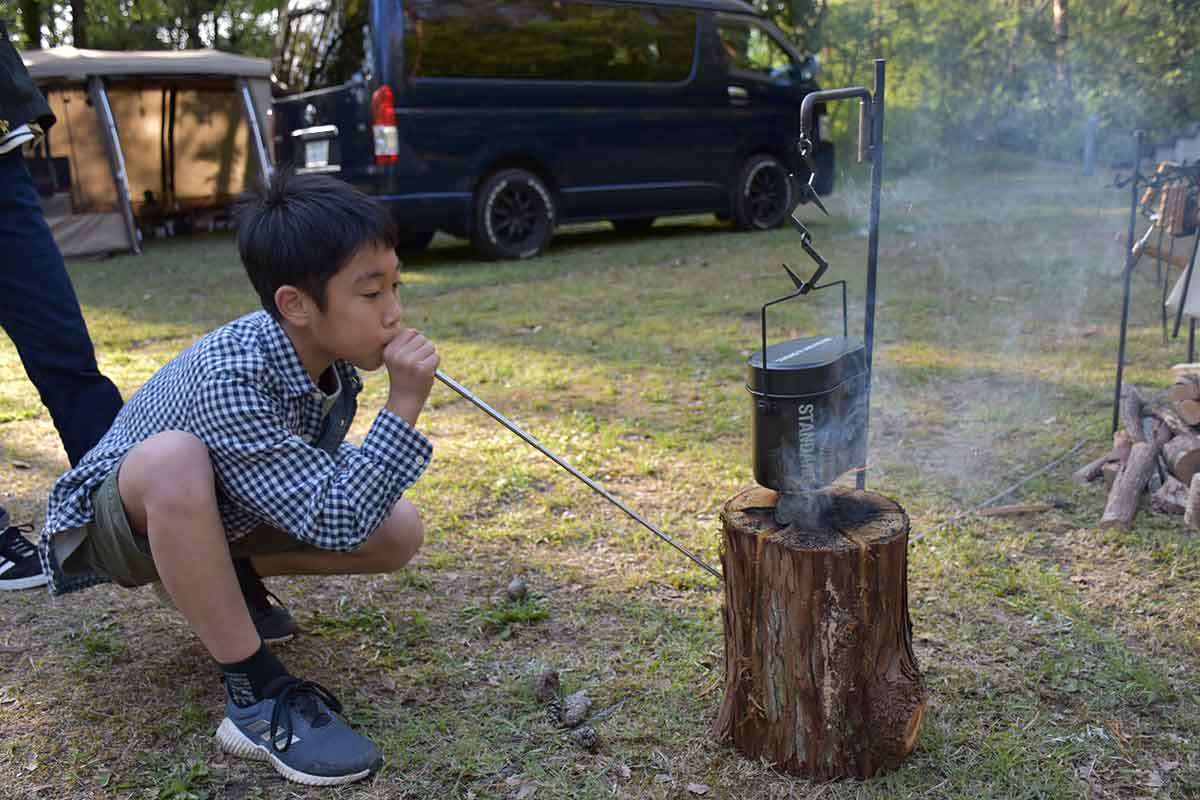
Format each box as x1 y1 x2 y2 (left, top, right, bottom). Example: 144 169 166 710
87 76 141 255
237 78 273 186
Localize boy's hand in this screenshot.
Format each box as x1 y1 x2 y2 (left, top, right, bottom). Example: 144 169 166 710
383 329 438 426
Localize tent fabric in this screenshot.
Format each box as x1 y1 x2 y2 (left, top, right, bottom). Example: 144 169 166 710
20 48 273 258
46 212 130 258
22 47 272 82
1166 252 1200 320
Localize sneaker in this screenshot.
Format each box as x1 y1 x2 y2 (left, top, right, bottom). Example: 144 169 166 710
0 523 48 591
233 559 299 644
215 676 382 786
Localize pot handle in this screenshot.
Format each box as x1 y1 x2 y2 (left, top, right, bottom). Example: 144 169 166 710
759 265 848 397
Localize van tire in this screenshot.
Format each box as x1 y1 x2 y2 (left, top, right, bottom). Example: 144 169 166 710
732 154 793 231
471 168 556 260
395 229 435 254
611 218 655 235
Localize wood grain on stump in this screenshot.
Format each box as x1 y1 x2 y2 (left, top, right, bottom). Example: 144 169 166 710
714 485 926 780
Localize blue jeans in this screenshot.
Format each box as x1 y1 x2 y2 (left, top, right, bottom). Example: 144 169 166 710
0 148 123 471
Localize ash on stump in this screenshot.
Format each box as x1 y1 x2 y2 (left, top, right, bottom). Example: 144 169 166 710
714 485 926 780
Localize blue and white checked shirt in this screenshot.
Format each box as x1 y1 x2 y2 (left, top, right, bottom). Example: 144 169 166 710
38 310 432 596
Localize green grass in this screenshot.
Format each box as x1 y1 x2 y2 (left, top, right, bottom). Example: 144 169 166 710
1 162 1199 798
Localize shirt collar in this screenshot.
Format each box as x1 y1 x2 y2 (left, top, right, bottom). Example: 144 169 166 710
258 311 363 400
259 312 322 399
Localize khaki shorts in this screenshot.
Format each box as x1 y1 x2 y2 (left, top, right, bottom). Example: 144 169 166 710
57 462 313 588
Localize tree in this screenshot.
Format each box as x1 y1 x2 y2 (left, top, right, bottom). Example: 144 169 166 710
70 0 86 47
18 0 42 47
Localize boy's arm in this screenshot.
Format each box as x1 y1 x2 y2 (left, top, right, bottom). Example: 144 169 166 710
190 375 431 551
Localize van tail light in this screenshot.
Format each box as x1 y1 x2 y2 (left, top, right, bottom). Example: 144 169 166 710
372 85 399 165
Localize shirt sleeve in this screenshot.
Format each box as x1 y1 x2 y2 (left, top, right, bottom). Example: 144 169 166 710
189 374 432 551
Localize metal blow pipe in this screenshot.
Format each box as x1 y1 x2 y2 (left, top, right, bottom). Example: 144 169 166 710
434 369 723 581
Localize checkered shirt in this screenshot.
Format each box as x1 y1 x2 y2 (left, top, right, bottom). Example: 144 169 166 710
38 310 432 596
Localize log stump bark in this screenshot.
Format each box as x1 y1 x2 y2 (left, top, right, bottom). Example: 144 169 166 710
714 485 926 780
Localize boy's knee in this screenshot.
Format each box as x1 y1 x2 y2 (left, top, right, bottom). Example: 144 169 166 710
373 500 424 571
120 431 214 516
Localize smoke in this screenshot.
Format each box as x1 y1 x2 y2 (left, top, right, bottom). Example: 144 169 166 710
805 124 1141 509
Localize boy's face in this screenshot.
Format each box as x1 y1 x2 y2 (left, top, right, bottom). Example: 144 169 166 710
306 243 403 371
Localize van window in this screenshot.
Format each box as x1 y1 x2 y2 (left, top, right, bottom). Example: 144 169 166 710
276 0 373 93
716 19 794 78
403 1 695 82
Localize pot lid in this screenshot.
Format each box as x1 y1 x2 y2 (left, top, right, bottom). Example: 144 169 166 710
746 335 866 397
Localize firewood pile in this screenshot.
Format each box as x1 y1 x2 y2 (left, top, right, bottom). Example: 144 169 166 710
1075 366 1200 530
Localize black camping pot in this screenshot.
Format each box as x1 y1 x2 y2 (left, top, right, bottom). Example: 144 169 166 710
746 278 869 493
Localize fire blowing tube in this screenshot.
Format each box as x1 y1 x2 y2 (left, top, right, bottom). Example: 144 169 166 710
434 369 723 581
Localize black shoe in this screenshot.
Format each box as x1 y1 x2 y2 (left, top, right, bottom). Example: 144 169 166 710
0 522 48 591
234 559 299 644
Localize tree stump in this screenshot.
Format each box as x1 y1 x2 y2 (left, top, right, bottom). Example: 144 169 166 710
713 485 926 780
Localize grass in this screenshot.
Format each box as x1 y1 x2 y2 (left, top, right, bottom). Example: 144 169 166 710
2 160 1199 798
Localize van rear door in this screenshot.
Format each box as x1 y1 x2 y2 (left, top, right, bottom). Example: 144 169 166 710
270 1 375 181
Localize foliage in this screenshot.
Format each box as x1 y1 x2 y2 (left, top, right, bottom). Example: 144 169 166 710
760 0 1200 170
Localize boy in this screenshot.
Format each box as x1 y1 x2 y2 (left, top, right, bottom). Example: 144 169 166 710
37 172 437 786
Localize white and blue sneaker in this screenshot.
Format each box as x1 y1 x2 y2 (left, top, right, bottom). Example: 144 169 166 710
215 677 382 786
0 519 48 591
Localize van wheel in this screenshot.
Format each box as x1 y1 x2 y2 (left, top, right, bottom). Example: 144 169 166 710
395 229 435 254
611 218 655 235
472 168 555 259
732 154 793 231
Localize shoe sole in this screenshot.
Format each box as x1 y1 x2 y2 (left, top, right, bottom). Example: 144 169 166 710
0 574 49 591
215 718 375 786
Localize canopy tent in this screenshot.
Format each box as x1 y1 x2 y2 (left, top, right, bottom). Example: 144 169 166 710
21 47 274 257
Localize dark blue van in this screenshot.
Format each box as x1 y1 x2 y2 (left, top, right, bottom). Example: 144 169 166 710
271 0 834 259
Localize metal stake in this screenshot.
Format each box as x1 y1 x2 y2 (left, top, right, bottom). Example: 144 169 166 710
435 369 723 581
1112 130 1143 433
859 59 886 490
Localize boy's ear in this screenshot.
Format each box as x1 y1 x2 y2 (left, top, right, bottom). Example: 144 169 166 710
275 284 313 327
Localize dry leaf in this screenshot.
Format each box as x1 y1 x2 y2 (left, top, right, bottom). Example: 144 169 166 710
686 783 710 795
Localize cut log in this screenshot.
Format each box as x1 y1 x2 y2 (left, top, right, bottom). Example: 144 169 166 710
1073 431 1134 485
1102 462 1120 491
1119 386 1146 442
977 503 1054 517
1151 404 1195 437
1099 441 1159 530
1177 400 1200 427
1186 475 1200 532
1152 475 1189 515
1164 434 1200 484
1169 363 1200 382
715 486 925 780
1169 376 1200 405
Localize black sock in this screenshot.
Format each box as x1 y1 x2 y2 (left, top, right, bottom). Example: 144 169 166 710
219 642 289 707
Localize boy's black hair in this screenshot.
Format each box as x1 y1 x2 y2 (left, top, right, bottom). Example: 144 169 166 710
236 172 397 319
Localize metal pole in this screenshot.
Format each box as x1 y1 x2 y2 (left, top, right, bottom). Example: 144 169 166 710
1112 130 1143 433
857 58 885 491
237 78 273 186
87 76 141 256
434 369 723 581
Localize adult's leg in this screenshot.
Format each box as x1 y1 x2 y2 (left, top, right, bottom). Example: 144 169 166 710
0 149 123 466
251 499 424 578
118 430 258 663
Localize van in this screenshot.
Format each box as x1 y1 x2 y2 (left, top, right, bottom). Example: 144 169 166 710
271 0 834 259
